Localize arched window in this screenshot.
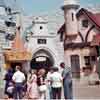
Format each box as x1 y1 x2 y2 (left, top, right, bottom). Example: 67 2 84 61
82 20 88 28
72 13 74 21
40 26 43 30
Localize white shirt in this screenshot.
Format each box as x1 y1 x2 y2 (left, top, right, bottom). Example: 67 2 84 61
46 72 52 81
50 72 62 88
46 72 53 85
12 71 25 83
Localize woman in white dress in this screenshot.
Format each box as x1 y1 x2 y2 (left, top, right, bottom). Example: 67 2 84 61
27 70 39 99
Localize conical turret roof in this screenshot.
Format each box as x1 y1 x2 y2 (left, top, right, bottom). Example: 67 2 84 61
4 27 32 61
12 27 25 51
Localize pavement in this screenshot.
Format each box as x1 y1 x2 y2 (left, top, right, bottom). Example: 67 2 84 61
73 79 100 99
0 88 4 99
1 79 100 99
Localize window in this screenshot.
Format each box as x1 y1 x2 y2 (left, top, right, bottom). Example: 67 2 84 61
8 8 11 13
37 39 46 44
5 7 11 14
72 13 74 21
5 21 11 27
40 26 43 30
84 56 90 65
82 20 88 28
5 33 15 40
5 21 16 27
91 56 96 61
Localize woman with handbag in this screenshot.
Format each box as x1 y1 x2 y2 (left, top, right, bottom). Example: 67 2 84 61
4 68 14 99
37 68 47 99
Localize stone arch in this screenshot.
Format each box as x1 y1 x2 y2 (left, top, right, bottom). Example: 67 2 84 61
30 46 56 70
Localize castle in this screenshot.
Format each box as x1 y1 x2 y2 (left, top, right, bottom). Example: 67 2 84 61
0 0 99 81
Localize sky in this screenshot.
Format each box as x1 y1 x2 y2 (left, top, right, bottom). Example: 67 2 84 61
5 0 100 33
16 0 100 15
5 0 100 15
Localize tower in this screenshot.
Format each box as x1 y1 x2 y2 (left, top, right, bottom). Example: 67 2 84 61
31 17 48 36
62 0 79 36
0 0 6 15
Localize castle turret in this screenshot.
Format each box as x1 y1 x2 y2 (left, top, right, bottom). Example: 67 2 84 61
31 17 48 36
62 0 79 36
0 0 6 15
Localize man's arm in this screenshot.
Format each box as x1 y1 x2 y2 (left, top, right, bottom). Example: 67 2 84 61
23 73 26 82
12 73 16 83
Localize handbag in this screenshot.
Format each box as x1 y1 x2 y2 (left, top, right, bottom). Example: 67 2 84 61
39 84 47 92
7 82 14 94
7 86 14 94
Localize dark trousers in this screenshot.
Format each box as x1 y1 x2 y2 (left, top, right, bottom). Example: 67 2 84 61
49 87 53 99
13 83 23 99
51 87 62 99
63 80 73 99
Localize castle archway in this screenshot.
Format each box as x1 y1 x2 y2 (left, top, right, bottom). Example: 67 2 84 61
30 49 54 70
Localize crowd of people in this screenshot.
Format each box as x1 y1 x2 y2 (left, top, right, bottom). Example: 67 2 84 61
3 63 73 100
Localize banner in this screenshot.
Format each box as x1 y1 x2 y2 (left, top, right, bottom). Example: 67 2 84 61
4 51 32 61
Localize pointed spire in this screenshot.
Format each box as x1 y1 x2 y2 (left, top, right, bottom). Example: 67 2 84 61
4 27 32 61
12 27 25 51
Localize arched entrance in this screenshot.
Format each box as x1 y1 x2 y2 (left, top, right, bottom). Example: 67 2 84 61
30 49 54 70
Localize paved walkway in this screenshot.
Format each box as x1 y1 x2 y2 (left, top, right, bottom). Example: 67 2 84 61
73 79 100 99
0 88 4 99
